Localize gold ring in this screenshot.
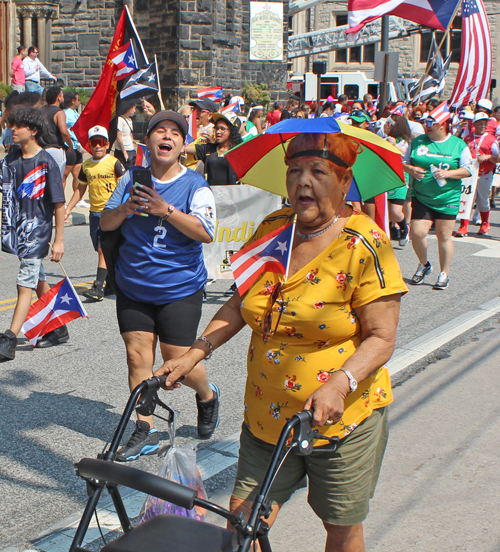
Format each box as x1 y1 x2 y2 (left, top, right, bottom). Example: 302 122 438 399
324 419 334 426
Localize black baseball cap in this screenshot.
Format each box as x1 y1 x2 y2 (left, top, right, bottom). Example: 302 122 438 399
188 98 217 113
146 110 188 139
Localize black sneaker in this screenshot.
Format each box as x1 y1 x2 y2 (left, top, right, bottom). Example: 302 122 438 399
390 225 400 241
35 325 69 348
411 262 432 285
225 283 237 296
399 224 410 247
0 330 17 361
83 281 104 302
116 420 160 462
197 383 220 439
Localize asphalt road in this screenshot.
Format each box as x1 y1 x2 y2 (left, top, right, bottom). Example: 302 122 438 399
0 210 499 550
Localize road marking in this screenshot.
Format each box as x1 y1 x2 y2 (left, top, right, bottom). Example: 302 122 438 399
6 296 500 552
0 282 94 312
452 235 500 258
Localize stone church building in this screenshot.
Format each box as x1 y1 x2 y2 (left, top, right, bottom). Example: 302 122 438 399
1 0 499 107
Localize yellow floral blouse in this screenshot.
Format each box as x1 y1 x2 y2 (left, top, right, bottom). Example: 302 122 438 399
240 207 408 445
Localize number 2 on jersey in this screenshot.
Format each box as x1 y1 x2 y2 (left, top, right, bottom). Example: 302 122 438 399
153 225 167 249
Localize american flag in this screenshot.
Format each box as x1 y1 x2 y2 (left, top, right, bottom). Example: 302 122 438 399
449 0 492 107
230 222 294 296
429 100 451 124
197 86 224 102
347 0 461 39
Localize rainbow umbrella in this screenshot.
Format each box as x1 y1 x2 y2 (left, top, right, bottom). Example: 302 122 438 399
225 118 405 201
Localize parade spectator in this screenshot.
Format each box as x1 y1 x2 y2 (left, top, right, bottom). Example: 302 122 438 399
39 86 73 177
0 106 67 361
403 113 473 289
474 99 500 137
66 126 125 300
188 98 217 141
386 116 413 246
246 104 263 136
266 101 282 127
335 94 349 113
62 91 83 195
157 132 407 552
9 46 27 92
114 101 137 170
23 47 56 94
100 111 220 458
281 98 297 121
186 111 242 186
0 91 21 153
348 109 371 129
426 98 441 112
320 101 334 118
456 113 500 237
351 101 364 111
308 101 318 118
364 93 376 116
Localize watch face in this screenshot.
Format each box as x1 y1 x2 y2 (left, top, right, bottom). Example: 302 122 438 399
351 380 358 392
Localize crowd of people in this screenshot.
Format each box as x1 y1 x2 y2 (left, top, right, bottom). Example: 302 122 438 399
1 46 499 551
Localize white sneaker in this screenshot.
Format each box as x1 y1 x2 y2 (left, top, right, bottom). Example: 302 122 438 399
433 272 449 290
75 200 90 209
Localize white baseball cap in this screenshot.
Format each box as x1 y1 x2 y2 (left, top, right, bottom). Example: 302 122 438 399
88 125 109 140
473 112 489 123
476 99 493 111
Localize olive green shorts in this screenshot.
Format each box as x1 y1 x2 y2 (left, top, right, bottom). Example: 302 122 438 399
232 407 388 526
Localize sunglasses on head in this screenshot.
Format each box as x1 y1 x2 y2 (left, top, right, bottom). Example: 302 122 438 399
263 282 284 336
90 138 107 147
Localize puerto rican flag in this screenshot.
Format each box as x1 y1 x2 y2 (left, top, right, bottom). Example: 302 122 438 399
17 164 48 199
185 110 197 145
110 41 138 81
347 0 461 40
135 143 150 167
222 103 241 115
390 104 405 116
230 222 294 296
429 100 450 124
21 278 88 345
197 86 224 102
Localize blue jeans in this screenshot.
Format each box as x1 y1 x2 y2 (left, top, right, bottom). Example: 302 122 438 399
25 80 44 94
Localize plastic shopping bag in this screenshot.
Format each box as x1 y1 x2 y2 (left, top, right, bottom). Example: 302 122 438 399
138 415 207 523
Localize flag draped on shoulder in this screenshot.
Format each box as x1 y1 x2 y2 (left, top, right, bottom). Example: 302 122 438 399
347 0 461 39
21 278 88 345
449 0 492 107
197 87 224 102
230 222 294 296
410 35 452 104
120 59 159 101
71 6 148 152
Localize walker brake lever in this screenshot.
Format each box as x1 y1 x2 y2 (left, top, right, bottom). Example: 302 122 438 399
135 376 183 418
312 434 340 452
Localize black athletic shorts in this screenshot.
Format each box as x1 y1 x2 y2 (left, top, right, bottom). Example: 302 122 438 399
66 149 83 166
411 196 456 221
115 286 204 347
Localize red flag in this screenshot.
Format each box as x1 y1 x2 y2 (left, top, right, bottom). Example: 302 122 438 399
449 0 492 107
21 278 88 345
230 223 294 296
71 6 148 152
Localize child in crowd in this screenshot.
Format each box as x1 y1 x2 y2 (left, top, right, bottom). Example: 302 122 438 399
0 106 67 361
65 126 125 301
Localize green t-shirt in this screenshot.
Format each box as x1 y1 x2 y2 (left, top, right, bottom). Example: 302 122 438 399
409 134 469 215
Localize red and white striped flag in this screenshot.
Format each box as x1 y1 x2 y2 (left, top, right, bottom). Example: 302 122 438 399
429 100 451 124
197 86 223 102
449 0 492 107
21 278 87 345
230 222 294 296
347 0 461 39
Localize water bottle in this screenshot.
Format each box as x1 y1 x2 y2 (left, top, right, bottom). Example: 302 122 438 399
430 164 447 187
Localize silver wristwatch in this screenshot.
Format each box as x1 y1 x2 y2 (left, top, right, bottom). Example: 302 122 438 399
340 368 358 394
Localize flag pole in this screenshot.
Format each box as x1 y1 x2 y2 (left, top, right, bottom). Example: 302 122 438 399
415 1 462 104
154 54 165 110
284 215 297 282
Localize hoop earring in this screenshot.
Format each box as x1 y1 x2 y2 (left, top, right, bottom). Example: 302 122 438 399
342 192 347 200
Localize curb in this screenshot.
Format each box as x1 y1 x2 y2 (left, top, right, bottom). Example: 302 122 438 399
5 296 500 552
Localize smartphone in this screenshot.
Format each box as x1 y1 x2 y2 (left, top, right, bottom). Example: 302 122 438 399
132 167 152 196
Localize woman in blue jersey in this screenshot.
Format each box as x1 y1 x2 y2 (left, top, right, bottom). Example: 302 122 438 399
101 111 220 461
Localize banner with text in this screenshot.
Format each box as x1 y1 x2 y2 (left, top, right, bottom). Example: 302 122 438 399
457 159 480 221
249 1 284 61
203 185 282 280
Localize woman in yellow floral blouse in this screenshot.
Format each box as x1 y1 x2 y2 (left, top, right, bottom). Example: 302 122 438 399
158 132 407 552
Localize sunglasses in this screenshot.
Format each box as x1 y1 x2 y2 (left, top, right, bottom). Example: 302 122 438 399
263 282 284 336
90 138 107 147
425 119 438 128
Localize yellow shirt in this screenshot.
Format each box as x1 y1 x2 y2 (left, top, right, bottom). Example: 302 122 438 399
240 208 408 445
78 154 125 212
